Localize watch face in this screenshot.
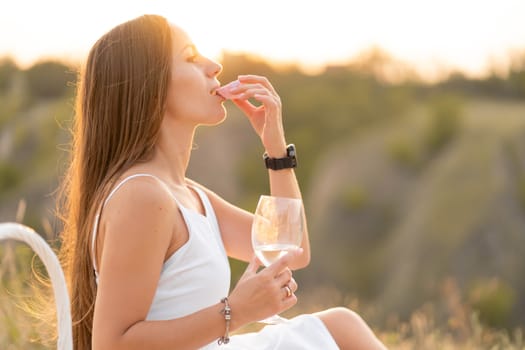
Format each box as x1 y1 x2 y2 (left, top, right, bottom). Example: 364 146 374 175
287 144 296 157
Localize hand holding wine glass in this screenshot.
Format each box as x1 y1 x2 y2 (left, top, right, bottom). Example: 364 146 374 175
251 195 304 324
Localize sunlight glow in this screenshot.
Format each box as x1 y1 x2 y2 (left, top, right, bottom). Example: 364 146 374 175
1 0 524 80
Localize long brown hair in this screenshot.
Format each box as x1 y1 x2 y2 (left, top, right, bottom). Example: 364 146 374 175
58 14 173 349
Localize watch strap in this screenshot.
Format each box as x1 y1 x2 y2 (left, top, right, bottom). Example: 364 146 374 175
263 144 297 170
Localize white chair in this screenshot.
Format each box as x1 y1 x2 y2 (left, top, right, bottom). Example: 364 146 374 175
0 222 73 350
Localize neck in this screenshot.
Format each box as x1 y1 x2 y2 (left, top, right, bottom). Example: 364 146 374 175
151 118 196 185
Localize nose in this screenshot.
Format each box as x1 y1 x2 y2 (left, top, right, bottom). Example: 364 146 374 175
206 58 222 77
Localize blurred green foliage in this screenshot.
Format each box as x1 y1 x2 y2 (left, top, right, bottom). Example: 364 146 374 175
0 57 18 93
425 94 463 154
24 60 76 100
388 135 422 169
340 185 369 211
468 279 516 329
518 176 525 209
0 161 22 193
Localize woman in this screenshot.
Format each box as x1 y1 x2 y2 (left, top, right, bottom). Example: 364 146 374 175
59 14 386 349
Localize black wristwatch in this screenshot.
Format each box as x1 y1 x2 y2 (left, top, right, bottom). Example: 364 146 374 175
263 144 297 170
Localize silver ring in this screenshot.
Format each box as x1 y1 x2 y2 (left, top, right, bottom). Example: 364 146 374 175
284 284 292 298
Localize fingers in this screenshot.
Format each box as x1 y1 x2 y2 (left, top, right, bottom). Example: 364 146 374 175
275 269 297 300
246 255 262 274
283 284 292 299
230 83 271 96
262 251 299 304
229 83 271 117
225 75 284 143
288 278 298 294
228 79 280 112
238 255 261 282
230 83 280 106
229 254 298 322
281 287 298 309
261 253 299 302
231 98 258 116
238 75 278 95
281 278 298 300
247 254 262 272
275 268 292 285
266 248 302 275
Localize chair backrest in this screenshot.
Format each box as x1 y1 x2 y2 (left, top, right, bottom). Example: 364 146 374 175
0 222 73 350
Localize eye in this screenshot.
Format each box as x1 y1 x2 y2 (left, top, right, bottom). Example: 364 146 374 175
187 53 198 63
187 46 201 63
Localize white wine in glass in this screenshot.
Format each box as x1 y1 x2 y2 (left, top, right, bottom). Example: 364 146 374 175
251 195 304 324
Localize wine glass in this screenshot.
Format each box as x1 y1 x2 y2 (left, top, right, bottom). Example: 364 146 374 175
251 195 304 324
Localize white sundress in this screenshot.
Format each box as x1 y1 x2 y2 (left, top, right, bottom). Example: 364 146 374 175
92 173 339 349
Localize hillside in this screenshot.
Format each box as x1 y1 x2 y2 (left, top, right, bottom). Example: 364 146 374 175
305 99 525 327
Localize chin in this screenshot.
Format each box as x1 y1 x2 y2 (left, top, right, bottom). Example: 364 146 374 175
203 107 227 126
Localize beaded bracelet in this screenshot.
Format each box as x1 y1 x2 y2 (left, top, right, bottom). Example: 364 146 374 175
218 297 231 345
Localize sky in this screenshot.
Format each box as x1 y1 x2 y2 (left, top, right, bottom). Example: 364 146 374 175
1 0 524 80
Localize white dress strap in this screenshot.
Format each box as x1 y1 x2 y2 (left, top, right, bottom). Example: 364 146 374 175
91 173 181 280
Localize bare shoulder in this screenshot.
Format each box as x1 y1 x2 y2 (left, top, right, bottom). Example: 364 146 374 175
101 175 178 248
105 175 176 216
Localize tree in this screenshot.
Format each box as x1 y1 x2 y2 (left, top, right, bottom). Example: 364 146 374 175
0 57 19 93
24 60 76 99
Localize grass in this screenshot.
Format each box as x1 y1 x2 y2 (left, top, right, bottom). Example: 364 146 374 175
0 242 50 349
378 305 524 349
232 284 525 350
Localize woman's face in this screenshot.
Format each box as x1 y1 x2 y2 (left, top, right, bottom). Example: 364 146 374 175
165 26 226 126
